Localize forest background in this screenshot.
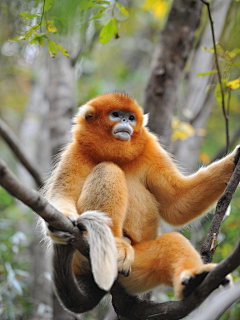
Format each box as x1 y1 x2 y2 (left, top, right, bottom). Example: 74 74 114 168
0 0 240 319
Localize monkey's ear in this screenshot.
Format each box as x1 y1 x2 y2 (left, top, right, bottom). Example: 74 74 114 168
76 104 95 121
143 113 149 127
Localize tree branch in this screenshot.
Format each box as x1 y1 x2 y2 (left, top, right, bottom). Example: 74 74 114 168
1 156 240 319
0 157 88 256
0 118 43 186
200 155 240 263
111 240 240 320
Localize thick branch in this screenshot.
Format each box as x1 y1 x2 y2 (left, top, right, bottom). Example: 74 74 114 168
0 118 43 186
201 155 240 263
111 241 240 320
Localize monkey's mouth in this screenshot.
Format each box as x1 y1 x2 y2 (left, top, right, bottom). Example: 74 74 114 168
113 128 132 141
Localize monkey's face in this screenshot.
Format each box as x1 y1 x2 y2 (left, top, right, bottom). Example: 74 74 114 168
73 92 147 163
109 110 136 141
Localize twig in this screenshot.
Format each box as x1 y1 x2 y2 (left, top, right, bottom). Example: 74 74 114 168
201 155 240 263
201 0 229 154
210 233 217 251
0 118 43 186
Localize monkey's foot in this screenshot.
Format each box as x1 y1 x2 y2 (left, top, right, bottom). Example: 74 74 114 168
176 263 231 298
115 237 134 277
46 213 77 244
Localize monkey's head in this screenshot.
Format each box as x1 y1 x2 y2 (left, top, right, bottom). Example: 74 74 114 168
73 92 148 164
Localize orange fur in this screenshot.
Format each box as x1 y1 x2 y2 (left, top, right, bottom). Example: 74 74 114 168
47 92 237 300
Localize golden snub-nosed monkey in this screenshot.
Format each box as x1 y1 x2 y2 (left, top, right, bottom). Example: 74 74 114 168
44 92 239 314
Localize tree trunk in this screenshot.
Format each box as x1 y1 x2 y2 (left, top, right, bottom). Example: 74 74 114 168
144 0 203 151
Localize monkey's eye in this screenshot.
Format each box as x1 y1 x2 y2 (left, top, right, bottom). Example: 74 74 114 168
112 112 119 118
129 115 135 121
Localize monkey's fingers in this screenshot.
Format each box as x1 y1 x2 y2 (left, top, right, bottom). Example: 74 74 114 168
46 224 75 244
46 213 77 244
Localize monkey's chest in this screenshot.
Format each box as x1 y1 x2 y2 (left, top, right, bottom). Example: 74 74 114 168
123 179 160 244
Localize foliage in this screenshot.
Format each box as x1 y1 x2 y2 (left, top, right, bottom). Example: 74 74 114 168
10 0 130 57
0 187 32 320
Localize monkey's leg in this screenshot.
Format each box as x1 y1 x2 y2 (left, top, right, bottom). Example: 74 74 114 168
119 232 229 299
76 161 134 275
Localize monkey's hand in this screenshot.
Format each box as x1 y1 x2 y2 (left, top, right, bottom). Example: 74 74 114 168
115 237 134 277
45 212 77 244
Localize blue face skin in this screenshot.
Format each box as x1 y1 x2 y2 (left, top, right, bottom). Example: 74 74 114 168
109 110 136 141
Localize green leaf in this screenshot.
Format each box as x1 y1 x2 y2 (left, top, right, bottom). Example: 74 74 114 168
79 0 93 10
90 12 105 21
115 3 129 15
56 43 70 58
98 1 110 4
19 11 39 21
197 69 218 77
99 18 118 44
12 24 39 41
29 34 45 47
47 39 58 57
44 0 55 12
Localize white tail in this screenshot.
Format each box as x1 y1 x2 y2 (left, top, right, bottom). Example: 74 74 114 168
78 210 118 291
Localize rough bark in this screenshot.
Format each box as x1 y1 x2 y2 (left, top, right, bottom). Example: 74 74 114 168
144 0 203 150
201 156 240 263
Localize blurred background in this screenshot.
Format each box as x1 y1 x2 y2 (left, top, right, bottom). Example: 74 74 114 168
0 0 240 319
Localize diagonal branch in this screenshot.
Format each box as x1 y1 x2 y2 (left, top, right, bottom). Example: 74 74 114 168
111 240 240 320
0 118 43 186
0 157 88 255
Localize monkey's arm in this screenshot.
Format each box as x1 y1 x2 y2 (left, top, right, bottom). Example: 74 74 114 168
146 143 240 226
